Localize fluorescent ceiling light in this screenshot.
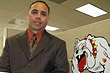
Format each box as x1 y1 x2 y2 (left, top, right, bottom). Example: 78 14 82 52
45 25 60 31
75 3 108 17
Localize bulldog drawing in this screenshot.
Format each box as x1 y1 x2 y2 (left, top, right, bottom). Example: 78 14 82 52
71 34 110 73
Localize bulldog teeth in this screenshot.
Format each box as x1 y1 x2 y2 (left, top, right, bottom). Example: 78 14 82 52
79 55 80 59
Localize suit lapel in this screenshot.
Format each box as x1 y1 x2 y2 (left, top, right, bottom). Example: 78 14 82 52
17 30 52 61
30 30 52 60
17 31 31 60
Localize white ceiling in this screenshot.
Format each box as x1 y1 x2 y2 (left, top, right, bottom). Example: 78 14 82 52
0 0 110 37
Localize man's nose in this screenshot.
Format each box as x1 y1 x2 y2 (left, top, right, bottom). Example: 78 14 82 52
36 13 41 20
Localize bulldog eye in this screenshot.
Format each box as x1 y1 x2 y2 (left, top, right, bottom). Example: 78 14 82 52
82 46 84 49
76 50 78 54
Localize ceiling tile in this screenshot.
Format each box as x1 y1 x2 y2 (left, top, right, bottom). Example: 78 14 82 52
0 16 20 29
86 0 110 12
49 13 88 30
86 14 110 24
14 8 29 20
51 5 72 16
44 0 59 8
63 10 93 22
0 16 12 24
0 9 19 18
4 1 27 12
9 0 32 5
49 0 67 4
0 0 10 9
61 0 88 9
49 13 71 24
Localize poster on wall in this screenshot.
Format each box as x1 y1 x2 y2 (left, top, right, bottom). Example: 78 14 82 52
71 34 110 73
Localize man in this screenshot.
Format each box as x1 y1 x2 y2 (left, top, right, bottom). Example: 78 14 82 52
0 1 69 73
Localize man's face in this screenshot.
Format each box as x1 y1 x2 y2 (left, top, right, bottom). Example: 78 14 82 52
27 2 49 32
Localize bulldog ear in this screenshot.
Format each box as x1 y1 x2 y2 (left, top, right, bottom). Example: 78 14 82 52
75 38 80 44
87 34 94 39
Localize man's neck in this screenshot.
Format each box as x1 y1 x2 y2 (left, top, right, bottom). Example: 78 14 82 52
29 28 44 34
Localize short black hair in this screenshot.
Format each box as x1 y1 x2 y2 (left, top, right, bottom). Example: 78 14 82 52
29 1 50 15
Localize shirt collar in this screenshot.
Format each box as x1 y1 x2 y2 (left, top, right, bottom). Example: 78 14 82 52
27 28 44 44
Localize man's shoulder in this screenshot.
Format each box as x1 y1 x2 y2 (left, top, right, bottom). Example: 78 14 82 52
45 31 65 43
7 31 26 41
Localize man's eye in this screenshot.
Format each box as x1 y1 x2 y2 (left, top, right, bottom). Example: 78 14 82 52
42 13 47 16
31 11 37 14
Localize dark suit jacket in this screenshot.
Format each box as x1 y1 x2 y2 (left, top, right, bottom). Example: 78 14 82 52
0 30 69 73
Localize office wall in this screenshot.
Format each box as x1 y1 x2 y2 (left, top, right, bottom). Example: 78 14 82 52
55 18 110 73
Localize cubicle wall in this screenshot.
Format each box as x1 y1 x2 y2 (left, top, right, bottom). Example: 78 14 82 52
3 28 24 49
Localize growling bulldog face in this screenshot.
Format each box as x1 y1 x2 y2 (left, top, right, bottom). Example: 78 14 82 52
71 34 110 73
74 38 95 72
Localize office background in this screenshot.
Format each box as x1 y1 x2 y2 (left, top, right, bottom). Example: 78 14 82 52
0 0 110 73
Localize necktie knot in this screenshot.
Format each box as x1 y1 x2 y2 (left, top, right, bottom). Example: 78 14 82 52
32 34 37 40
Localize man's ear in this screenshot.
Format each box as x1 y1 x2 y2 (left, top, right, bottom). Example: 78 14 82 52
47 17 49 24
26 14 29 20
